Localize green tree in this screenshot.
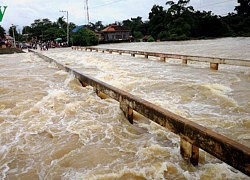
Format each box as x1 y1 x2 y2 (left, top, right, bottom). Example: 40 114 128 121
232 0 250 36
72 27 98 46
56 16 68 41
30 19 51 40
89 21 104 31
55 27 66 40
21 17 76 42
235 0 250 16
22 26 32 35
164 0 195 40
0 25 5 38
147 36 155 42
8 26 18 41
122 16 144 41
148 5 167 40
133 31 143 40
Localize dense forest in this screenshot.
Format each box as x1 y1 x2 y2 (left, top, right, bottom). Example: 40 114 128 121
122 0 250 41
0 0 249 44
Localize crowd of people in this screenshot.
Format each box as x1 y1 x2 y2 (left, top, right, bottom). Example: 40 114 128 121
0 36 69 50
26 41 69 51
0 37 13 48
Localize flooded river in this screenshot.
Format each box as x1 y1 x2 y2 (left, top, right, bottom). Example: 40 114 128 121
0 37 250 179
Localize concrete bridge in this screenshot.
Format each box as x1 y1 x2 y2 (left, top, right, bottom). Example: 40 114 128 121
29 49 250 177
72 46 250 70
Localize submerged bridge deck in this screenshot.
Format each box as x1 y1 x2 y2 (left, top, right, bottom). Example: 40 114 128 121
29 49 250 177
72 46 250 70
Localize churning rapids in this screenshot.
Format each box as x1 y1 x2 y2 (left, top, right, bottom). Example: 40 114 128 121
0 37 250 180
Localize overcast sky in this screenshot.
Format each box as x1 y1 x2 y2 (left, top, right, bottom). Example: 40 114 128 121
0 0 238 33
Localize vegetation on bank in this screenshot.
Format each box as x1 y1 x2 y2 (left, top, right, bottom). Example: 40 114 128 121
72 28 98 46
122 0 250 41
0 0 249 45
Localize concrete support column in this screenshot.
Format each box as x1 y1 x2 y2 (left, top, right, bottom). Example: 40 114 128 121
160 57 166 62
210 63 219 70
128 107 133 124
180 138 199 166
145 54 148 58
182 56 188 64
94 88 108 99
120 102 133 124
131 53 135 57
80 81 88 87
95 88 100 97
119 51 122 55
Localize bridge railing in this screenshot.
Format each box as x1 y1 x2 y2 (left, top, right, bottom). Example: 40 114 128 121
72 46 250 70
29 49 250 177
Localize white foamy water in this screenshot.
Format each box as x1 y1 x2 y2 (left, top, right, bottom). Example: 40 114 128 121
0 38 250 179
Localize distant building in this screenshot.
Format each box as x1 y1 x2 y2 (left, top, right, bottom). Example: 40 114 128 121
101 25 130 42
142 35 152 42
72 25 85 33
4 34 14 40
1 34 14 47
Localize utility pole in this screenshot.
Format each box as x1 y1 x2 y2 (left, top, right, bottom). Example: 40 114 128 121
11 24 16 48
84 0 90 25
60 10 69 46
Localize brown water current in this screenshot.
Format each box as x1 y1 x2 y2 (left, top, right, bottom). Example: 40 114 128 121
0 38 250 179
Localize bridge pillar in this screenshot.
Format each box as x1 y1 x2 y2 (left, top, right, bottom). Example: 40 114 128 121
180 138 199 166
96 89 100 97
128 107 133 124
120 102 133 124
182 56 188 64
145 54 148 58
131 53 135 57
210 63 219 70
80 81 88 87
160 56 166 62
119 51 122 55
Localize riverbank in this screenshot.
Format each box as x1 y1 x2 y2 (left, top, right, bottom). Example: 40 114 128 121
0 48 25 54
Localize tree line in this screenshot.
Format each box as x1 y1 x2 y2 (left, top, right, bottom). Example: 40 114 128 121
0 0 249 45
123 0 250 41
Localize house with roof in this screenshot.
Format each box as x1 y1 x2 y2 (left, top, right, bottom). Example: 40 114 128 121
101 24 130 42
72 25 85 33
